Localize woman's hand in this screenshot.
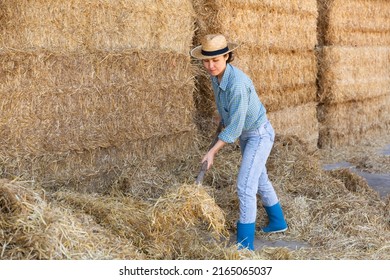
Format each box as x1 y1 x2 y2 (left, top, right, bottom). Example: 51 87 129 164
202 150 216 170
212 113 221 126
201 139 226 170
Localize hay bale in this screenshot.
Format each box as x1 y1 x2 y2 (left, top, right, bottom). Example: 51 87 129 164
0 51 196 154
235 46 318 112
318 94 390 148
0 1 198 191
318 0 390 46
318 46 390 104
316 1 390 148
54 184 235 260
0 0 195 54
0 132 196 192
193 0 318 51
268 102 319 150
221 3 317 51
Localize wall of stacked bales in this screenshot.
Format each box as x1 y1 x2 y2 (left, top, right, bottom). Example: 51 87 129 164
1 1 390 261
192 0 319 149
0 0 197 191
317 0 390 147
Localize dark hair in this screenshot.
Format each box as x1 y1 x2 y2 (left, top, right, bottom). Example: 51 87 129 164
226 52 234 63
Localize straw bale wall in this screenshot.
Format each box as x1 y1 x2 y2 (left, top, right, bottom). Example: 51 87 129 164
318 0 390 46
317 0 390 147
192 0 319 148
318 94 390 147
0 0 194 53
0 0 197 191
318 47 390 104
268 102 319 148
0 51 195 153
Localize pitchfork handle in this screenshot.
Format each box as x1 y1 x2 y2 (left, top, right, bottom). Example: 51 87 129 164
195 160 208 185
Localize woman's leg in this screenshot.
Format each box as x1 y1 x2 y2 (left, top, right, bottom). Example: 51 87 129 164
236 123 275 250
237 130 268 224
256 122 288 233
257 167 278 207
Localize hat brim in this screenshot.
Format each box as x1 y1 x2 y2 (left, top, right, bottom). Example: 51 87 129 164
190 42 239 59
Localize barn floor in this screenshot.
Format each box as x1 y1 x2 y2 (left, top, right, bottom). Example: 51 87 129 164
320 136 390 198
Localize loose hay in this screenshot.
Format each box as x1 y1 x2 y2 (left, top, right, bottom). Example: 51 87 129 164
151 184 227 237
2 133 390 260
149 184 232 259
54 191 152 247
53 183 236 260
235 46 318 112
265 135 390 259
0 178 145 259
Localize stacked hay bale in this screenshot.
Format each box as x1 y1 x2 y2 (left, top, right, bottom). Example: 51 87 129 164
0 0 196 191
317 0 390 147
192 0 319 148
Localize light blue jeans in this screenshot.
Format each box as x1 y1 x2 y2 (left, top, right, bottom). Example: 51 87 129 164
237 120 278 224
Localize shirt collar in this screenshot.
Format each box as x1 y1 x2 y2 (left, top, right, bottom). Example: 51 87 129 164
211 63 232 91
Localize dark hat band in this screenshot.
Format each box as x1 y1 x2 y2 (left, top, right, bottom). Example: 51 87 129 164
201 46 229 57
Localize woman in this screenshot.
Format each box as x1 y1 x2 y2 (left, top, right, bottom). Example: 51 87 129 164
190 34 288 250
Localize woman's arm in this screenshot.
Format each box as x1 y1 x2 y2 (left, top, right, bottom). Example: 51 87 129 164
202 139 226 170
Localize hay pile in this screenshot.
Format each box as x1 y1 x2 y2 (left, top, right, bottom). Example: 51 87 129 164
317 0 390 147
0 0 197 191
1 135 389 260
2 179 242 260
0 178 146 259
192 0 319 148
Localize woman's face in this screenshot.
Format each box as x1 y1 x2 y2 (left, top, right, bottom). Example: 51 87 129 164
202 54 228 79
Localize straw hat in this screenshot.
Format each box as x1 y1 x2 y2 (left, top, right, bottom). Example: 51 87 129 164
190 34 238 59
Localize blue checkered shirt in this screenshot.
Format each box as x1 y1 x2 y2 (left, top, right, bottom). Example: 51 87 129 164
211 64 267 143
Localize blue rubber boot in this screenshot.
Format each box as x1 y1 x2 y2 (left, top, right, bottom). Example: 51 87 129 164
261 202 288 233
237 222 255 250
